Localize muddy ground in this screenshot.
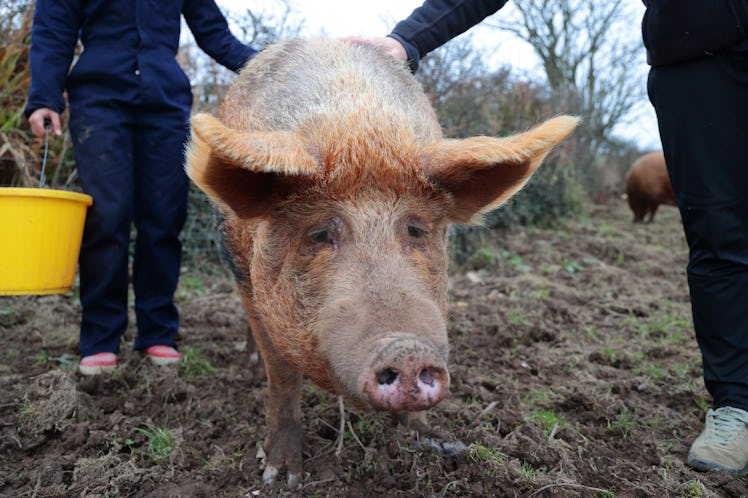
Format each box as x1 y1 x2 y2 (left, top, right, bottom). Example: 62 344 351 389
1 199 746 497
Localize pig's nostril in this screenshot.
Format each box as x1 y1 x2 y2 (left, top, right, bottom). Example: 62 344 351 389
418 367 437 386
377 368 399 385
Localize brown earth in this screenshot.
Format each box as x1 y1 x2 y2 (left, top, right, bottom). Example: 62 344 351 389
1 199 746 497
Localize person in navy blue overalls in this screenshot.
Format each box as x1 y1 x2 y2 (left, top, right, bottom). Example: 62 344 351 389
26 0 257 375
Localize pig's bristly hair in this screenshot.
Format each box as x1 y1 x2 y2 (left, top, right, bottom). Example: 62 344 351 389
297 111 427 191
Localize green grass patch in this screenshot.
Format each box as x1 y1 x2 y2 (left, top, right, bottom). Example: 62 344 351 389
34 350 49 367
180 345 215 379
175 275 207 300
643 364 666 380
136 423 175 464
519 461 536 480
532 288 550 299
475 247 496 266
686 479 704 497
531 409 565 434
469 444 506 465
606 408 637 439
506 308 528 326
501 250 531 272
561 259 584 273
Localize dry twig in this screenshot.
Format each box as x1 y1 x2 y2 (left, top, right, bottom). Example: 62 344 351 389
334 395 345 457
529 482 611 497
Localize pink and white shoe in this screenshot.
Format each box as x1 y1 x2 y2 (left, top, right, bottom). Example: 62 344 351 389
78 352 117 376
144 345 182 366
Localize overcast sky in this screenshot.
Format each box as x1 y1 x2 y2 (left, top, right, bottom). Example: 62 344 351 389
220 0 426 37
216 0 659 150
218 0 544 72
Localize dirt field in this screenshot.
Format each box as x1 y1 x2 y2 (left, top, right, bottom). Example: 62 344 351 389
1 199 746 497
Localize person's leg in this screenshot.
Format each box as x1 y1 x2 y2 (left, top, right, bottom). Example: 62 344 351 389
68 100 136 359
648 51 748 473
130 105 190 353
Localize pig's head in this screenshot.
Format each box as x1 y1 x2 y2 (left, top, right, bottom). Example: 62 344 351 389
186 112 578 412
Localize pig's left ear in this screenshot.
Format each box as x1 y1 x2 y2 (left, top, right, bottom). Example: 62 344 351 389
422 115 579 224
186 113 319 219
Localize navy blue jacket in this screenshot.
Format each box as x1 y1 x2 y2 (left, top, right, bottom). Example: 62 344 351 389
642 0 748 66
25 0 257 117
388 0 509 72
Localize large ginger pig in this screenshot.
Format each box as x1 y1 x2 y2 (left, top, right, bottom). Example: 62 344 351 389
186 38 577 488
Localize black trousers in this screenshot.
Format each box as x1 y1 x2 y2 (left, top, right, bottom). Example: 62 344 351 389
648 51 748 411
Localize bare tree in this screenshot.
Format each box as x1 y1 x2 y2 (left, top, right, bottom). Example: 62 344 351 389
417 34 556 139
487 0 645 189
228 0 304 48
416 35 492 136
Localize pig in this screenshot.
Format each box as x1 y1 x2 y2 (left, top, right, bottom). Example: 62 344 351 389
625 151 677 222
186 38 577 488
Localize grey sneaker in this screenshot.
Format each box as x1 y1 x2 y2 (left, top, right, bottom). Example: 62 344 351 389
687 406 748 474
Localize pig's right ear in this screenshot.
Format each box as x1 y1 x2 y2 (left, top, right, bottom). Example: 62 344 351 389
186 113 319 219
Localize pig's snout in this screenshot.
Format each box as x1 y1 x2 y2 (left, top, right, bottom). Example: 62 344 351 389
363 338 449 412
372 364 448 410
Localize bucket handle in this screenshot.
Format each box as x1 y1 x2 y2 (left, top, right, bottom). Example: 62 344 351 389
39 119 51 188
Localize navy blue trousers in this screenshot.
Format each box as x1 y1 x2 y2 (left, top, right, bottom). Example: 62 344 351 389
648 51 748 411
69 96 190 357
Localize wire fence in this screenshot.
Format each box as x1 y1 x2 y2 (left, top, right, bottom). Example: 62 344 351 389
181 187 227 270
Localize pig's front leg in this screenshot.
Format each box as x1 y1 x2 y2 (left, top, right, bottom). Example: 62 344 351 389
257 341 303 489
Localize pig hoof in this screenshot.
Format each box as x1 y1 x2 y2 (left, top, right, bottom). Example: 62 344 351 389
261 465 301 489
256 445 267 462
249 351 260 365
262 465 279 485
287 472 301 490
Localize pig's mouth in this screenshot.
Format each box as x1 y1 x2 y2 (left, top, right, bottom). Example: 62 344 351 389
360 336 450 412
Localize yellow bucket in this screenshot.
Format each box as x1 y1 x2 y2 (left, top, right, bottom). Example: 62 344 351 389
0 187 93 295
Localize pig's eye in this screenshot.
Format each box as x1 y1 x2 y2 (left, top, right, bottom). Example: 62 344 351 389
407 222 428 239
308 228 332 245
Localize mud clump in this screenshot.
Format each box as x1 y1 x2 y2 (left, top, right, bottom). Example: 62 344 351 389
17 370 99 436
